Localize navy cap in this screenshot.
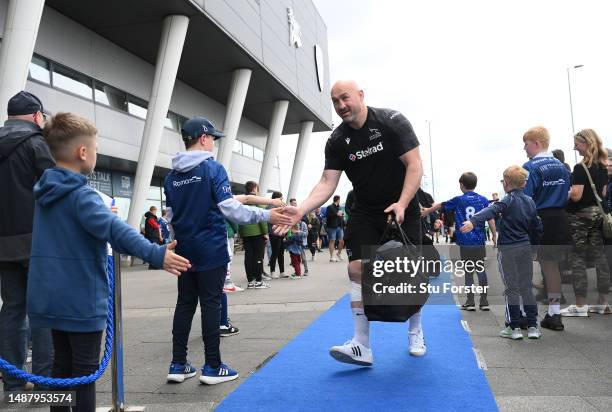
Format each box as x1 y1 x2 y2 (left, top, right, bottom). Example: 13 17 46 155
181 116 225 140
7 91 47 116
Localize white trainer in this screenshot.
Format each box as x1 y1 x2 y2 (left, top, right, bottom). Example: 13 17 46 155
329 339 373 366
588 304 612 315
560 305 589 317
409 329 427 357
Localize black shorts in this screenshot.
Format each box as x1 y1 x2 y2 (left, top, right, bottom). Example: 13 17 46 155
537 208 574 261
344 209 421 262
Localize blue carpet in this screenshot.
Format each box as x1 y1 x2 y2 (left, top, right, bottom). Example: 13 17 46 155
217 270 498 412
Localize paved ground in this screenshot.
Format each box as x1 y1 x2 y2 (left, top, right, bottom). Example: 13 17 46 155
2 246 612 411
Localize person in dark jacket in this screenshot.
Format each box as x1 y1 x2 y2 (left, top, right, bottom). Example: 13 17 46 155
462 165 543 339
144 206 162 244
0 91 55 391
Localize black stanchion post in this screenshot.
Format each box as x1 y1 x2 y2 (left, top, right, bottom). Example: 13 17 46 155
112 251 125 412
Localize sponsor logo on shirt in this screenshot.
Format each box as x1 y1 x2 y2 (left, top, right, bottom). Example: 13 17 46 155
173 175 203 187
348 141 384 161
368 128 382 140
222 185 232 194
345 137 351 145
542 179 566 187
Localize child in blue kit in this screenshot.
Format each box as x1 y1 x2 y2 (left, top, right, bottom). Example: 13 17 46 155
287 221 307 278
422 172 497 310
27 113 191 412
461 165 543 340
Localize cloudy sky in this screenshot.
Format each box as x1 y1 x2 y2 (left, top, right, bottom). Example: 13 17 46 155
279 0 612 205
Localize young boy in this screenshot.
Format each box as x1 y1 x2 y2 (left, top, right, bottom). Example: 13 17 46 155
286 221 307 278
461 166 543 340
27 113 191 411
422 172 497 310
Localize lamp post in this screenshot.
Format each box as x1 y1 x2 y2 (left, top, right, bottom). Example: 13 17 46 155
567 64 584 163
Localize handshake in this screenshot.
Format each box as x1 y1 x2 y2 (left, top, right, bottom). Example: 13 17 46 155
268 205 303 235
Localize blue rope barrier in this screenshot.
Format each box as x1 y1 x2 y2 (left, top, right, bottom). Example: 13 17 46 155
0 255 115 388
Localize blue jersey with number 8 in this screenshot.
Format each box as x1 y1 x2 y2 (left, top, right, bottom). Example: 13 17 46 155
442 192 490 246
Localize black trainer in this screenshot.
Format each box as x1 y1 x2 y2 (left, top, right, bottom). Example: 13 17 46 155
220 324 240 337
479 297 490 311
461 301 476 311
540 314 564 331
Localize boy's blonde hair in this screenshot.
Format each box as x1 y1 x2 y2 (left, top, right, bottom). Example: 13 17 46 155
523 126 550 149
43 112 97 161
503 165 528 189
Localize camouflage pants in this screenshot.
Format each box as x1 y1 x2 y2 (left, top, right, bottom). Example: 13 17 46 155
568 207 611 297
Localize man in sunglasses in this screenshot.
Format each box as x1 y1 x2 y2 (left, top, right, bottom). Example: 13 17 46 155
0 91 55 391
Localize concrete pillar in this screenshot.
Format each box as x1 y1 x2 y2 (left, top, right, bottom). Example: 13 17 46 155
127 15 189 230
217 68 251 173
258 100 289 195
287 120 314 201
0 0 45 123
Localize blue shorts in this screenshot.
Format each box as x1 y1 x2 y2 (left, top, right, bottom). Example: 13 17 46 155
328 227 344 241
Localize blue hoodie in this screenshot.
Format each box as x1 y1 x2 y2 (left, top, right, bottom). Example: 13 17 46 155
27 168 166 332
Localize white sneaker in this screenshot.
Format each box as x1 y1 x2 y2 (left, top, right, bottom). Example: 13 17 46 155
253 281 270 289
270 271 280 279
527 326 541 339
588 304 612 315
329 339 373 366
560 305 589 317
409 329 427 357
330 256 338 262
336 253 344 261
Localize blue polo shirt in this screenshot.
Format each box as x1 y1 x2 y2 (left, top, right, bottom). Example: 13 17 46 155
442 192 490 246
164 157 233 272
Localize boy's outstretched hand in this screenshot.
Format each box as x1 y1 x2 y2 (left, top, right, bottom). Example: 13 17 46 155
460 221 474 234
269 208 293 225
163 240 191 276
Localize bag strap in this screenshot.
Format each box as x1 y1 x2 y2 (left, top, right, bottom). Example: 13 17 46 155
580 163 607 216
380 214 412 246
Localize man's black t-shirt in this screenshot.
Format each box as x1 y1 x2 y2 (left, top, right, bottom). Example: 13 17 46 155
324 107 420 218
567 162 608 212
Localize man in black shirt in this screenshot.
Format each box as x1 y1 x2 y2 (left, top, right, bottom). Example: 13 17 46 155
278 80 425 366
326 195 345 262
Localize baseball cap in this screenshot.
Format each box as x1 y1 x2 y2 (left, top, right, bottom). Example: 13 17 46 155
181 116 225 140
7 91 48 116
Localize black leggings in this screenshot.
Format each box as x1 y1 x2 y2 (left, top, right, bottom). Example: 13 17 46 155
50 330 102 412
243 235 265 282
269 235 285 273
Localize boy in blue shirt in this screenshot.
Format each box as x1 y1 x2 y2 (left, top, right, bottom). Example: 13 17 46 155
27 113 191 411
422 172 497 310
461 166 543 339
164 117 290 385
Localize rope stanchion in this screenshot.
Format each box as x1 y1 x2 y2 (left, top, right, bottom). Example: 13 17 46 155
0 255 115 388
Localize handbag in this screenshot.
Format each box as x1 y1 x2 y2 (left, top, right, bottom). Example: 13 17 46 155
361 217 429 322
581 163 612 239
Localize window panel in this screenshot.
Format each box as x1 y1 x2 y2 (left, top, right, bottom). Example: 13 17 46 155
28 56 51 84
52 64 93 99
242 142 253 158
254 147 264 162
127 96 148 119
233 140 242 154
165 112 179 130
94 82 127 111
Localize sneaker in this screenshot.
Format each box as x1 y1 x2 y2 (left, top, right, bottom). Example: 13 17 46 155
223 283 244 293
270 272 280 279
330 256 338 262
246 281 256 289
527 326 541 339
461 301 476 311
303 270 309 277
262 273 272 281
199 363 239 385
329 339 373 366
560 305 589 317
588 304 612 315
409 329 427 357
167 362 197 383
279 272 289 278
336 253 344 261
540 314 564 331
253 281 270 289
220 324 240 337
499 326 523 340
290 273 302 279
479 297 490 311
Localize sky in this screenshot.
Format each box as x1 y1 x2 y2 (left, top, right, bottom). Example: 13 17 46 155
278 0 612 204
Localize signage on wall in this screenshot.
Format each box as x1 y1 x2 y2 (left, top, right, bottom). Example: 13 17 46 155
314 44 324 92
287 7 302 48
111 172 134 198
87 169 112 196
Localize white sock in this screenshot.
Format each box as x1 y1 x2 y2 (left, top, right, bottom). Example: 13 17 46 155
548 293 561 316
409 310 422 335
352 307 370 348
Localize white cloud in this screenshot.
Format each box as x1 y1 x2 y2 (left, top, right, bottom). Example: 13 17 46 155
280 0 612 205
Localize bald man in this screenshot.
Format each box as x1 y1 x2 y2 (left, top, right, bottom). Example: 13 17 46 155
278 80 425 366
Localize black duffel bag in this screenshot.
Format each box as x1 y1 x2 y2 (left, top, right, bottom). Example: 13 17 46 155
362 218 429 322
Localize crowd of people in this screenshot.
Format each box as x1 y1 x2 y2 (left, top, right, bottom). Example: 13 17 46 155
1 77 612 412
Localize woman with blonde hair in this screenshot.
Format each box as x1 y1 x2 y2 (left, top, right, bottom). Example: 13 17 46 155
561 129 611 316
